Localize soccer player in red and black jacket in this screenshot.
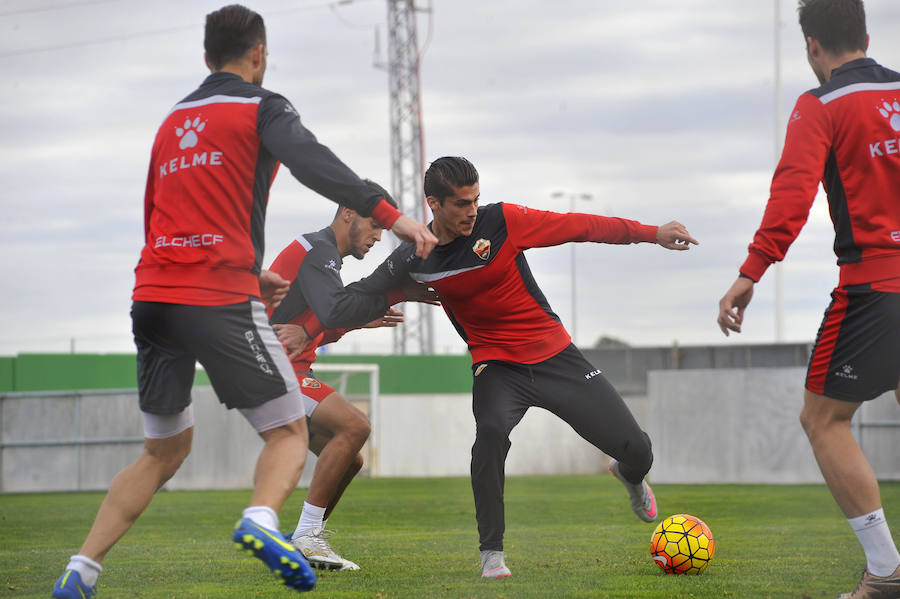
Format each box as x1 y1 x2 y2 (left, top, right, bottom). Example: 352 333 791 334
346 156 699 578
717 1 900 595
52 6 436 598
264 181 437 571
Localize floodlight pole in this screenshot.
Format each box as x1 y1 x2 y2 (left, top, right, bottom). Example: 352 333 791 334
774 0 785 342
383 0 433 354
552 191 593 345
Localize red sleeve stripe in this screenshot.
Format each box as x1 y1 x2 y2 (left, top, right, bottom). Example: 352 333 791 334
371 198 401 228
386 289 405 306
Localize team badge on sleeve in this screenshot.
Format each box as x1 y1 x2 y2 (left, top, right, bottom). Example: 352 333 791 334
472 238 491 261
302 377 322 389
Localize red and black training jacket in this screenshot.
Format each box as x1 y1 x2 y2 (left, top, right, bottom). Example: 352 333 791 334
741 58 900 291
133 72 400 305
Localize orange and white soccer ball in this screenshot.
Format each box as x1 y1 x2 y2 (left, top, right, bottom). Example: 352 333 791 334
650 513 715 575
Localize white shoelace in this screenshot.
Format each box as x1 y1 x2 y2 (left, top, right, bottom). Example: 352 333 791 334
309 529 342 560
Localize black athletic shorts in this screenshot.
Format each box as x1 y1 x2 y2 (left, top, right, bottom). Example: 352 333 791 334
132 300 300 414
806 284 900 402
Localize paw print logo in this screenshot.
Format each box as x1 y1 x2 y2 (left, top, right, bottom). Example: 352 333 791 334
175 116 206 150
878 100 900 132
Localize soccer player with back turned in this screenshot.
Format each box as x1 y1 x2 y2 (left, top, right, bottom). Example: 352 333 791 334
51 5 436 597
717 1 900 597
265 180 438 571
347 156 699 577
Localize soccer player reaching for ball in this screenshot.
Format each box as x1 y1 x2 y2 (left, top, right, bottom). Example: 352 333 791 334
717 2 900 597
345 156 698 578
265 181 439 572
51 5 437 598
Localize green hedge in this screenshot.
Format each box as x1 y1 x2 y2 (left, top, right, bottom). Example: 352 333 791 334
0 353 473 395
318 354 472 394
0 357 13 392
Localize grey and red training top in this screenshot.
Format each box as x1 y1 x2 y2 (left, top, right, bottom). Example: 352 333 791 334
267 227 405 371
133 72 400 305
741 58 900 291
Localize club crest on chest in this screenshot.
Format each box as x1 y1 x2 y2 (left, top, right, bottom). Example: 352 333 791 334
472 238 491 261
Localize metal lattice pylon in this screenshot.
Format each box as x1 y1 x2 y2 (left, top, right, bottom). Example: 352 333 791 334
386 0 433 354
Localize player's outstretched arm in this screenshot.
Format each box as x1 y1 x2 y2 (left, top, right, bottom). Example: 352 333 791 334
717 276 755 336
390 214 437 259
656 221 699 250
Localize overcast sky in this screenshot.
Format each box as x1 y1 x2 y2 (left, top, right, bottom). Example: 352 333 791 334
2 0 899 357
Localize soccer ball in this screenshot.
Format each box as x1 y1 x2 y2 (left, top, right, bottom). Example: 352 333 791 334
650 513 715 575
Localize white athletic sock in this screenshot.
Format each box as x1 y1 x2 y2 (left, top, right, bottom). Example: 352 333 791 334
243 505 279 532
848 508 900 577
65 554 102 587
294 501 326 538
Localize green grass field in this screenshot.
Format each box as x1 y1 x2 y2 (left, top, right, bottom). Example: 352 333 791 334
2 475 898 598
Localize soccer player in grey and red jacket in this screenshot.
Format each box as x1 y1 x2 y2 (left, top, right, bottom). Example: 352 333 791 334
717 2 900 597
345 156 698 578
265 181 438 571
51 5 436 598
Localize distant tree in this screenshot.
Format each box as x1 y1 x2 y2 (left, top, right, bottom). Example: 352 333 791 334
593 335 630 348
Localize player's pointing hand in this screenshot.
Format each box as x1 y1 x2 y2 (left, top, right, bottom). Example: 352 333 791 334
656 221 699 251
390 214 438 259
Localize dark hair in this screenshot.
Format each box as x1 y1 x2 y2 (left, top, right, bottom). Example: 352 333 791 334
798 0 866 54
204 5 267 71
424 156 479 201
334 179 398 219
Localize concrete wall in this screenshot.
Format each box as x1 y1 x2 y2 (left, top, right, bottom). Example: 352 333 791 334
0 389 262 493
646 368 900 484
0 387 616 493
373 394 617 478
2 366 897 492
582 343 812 395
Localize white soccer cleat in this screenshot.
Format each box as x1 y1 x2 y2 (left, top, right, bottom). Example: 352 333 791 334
290 527 346 571
608 458 658 523
480 550 511 578
337 557 360 571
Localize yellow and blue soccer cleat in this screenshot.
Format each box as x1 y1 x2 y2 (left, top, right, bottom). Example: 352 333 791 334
52 569 96 598
233 517 316 592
